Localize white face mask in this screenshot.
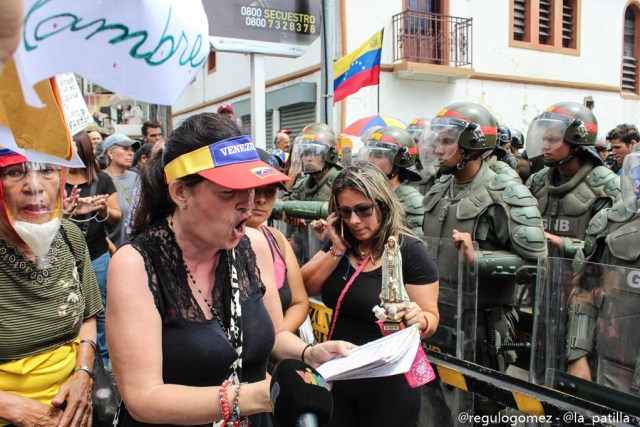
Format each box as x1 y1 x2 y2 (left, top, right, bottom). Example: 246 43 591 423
13 217 61 269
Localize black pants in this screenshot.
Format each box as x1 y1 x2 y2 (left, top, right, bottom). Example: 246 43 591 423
326 374 421 427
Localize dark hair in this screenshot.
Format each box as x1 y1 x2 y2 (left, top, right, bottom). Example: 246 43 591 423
141 120 162 136
73 131 100 183
330 162 413 260
606 124 640 145
133 113 243 233
132 143 153 168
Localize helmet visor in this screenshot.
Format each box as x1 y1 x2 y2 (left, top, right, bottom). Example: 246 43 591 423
525 118 570 159
359 144 397 174
621 151 640 213
406 124 426 144
419 123 464 168
291 141 329 174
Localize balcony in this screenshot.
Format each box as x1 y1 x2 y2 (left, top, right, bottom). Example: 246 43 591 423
392 10 473 82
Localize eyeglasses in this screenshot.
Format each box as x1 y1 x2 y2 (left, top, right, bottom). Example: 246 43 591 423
336 203 376 220
0 163 61 182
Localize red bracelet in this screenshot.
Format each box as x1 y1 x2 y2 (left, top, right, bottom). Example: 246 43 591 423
420 313 430 338
219 380 233 425
329 246 344 261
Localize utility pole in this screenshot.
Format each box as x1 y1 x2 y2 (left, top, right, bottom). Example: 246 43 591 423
320 0 335 128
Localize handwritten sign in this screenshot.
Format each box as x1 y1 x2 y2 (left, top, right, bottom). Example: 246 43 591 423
15 0 209 106
56 73 92 136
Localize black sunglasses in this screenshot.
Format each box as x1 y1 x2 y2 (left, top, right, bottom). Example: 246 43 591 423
336 203 376 220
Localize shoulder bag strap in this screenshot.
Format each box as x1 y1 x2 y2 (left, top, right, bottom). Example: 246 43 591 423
327 255 370 340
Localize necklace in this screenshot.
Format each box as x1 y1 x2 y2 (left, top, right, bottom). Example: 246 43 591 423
168 216 244 386
356 247 371 266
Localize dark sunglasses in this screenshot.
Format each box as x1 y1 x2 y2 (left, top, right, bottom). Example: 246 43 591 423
336 203 376 220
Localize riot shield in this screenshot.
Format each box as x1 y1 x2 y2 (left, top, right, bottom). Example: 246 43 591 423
420 238 479 427
531 257 640 416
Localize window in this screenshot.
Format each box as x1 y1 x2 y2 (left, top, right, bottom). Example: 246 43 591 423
622 6 639 94
207 51 217 74
510 0 579 53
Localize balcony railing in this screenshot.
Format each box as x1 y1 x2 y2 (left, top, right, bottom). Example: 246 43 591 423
392 10 473 68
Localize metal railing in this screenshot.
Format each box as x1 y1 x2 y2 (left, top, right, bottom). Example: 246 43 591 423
392 10 472 68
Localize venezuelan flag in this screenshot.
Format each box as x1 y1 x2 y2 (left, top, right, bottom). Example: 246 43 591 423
333 30 383 103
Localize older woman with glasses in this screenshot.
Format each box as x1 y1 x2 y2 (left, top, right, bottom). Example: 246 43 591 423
302 161 439 427
0 151 103 427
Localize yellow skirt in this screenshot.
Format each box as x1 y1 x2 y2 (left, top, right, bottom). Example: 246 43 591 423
0 340 78 426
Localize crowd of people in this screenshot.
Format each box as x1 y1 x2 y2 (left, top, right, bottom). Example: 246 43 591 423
2 97 640 427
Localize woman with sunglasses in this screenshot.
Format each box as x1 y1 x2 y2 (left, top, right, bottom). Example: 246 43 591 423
302 162 439 427
106 113 353 427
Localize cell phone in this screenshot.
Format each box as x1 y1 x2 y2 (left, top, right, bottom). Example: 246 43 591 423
333 218 344 239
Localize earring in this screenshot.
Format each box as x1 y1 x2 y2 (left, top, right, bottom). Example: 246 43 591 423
178 205 186 210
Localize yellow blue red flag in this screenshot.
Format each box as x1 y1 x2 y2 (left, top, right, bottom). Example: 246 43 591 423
333 30 383 103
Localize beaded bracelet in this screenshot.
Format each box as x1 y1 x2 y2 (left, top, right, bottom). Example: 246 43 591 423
219 380 233 424
329 246 344 261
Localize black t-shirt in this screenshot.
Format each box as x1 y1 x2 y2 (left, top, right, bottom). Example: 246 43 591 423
321 236 438 346
65 172 117 260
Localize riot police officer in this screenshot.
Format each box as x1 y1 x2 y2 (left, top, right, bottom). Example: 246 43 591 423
285 127 342 203
485 125 522 182
359 126 425 238
421 101 547 385
566 149 640 393
526 102 620 259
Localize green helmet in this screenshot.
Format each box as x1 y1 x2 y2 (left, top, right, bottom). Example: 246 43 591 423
360 126 417 168
300 122 335 136
360 126 422 181
291 129 340 174
429 102 498 151
525 102 599 164
406 117 431 144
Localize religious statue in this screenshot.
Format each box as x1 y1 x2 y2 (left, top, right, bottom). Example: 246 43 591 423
373 236 411 333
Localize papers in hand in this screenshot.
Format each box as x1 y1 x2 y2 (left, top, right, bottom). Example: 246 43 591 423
317 325 421 381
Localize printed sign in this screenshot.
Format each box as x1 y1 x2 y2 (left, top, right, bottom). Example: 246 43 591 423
204 0 322 57
56 73 93 136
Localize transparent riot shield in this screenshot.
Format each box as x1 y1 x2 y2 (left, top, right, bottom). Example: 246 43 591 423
531 257 640 416
420 237 479 426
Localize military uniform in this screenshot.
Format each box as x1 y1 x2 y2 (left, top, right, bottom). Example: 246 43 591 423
409 164 438 195
527 161 620 259
396 184 424 238
485 157 522 183
424 162 547 369
568 200 640 394
285 166 340 202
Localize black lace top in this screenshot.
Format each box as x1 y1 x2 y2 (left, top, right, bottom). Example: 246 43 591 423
116 219 275 427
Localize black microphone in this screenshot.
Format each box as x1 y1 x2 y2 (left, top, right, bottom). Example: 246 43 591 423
270 359 333 427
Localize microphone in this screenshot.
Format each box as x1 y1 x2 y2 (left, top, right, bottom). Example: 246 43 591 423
270 359 333 427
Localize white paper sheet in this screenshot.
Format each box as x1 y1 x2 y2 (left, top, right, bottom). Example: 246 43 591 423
16 0 209 107
317 325 421 381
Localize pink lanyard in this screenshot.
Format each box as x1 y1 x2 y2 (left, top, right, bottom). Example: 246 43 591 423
328 255 371 341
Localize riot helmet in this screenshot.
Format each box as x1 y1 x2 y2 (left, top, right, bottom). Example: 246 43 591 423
300 122 335 136
419 102 498 174
359 126 421 181
291 130 340 175
511 129 525 150
406 118 431 144
525 102 598 167
497 125 512 147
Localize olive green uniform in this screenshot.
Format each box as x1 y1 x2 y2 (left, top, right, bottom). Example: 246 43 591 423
527 161 620 259
395 184 424 239
285 166 340 202
423 162 547 369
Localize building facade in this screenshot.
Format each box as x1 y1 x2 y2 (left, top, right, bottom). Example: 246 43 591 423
173 0 640 150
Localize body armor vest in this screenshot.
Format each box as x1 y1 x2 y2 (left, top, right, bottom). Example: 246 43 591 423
395 184 425 238
529 164 619 241
287 166 340 202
